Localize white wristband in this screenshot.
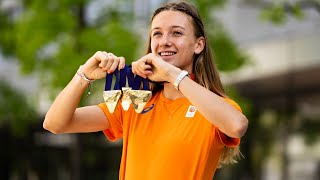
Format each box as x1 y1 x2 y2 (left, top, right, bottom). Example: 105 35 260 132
173 70 189 90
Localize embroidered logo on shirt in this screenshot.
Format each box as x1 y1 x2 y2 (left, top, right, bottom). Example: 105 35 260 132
141 104 155 114
185 105 197 117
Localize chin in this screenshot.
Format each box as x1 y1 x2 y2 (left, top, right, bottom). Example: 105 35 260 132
160 56 174 62
165 60 178 67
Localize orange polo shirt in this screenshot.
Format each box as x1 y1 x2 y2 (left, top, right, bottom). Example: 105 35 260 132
98 91 241 180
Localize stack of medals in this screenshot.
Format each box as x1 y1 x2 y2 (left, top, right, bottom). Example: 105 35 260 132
103 65 152 113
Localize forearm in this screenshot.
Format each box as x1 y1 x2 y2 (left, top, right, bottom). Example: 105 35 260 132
43 73 88 134
168 69 248 138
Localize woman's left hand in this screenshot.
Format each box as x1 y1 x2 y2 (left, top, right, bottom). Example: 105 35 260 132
131 53 179 83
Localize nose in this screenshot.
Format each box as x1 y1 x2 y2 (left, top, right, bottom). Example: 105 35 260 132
159 34 172 47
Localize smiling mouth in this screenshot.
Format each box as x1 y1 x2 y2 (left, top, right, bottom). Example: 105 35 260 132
159 51 177 56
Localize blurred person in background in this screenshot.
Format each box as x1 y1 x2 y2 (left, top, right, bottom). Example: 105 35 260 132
43 1 248 179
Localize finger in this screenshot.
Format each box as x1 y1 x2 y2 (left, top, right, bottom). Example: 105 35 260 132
144 64 152 71
145 53 154 65
118 57 126 70
138 64 152 74
137 63 153 78
131 61 146 78
143 65 153 77
108 55 120 73
131 61 138 74
104 53 115 72
135 68 147 79
140 61 153 73
98 51 109 68
132 56 152 76
136 61 146 75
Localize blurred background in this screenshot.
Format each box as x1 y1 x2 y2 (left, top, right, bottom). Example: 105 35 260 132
0 0 319 179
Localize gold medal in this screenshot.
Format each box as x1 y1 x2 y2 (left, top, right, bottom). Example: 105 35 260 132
103 90 122 113
121 87 132 111
127 90 152 113
103 65 152 113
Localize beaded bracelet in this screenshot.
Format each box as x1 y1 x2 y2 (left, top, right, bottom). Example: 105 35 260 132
76 65 95 96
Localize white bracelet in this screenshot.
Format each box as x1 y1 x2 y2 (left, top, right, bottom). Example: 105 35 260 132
173 70 189 90
76 65 94 95
77 65 94 83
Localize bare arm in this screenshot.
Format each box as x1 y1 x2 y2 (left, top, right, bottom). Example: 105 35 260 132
43 74 110 134
43 51 125 134
172 71 248 138
132 53 248 138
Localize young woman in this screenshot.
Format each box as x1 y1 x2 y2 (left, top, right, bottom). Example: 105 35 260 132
44 1 248 179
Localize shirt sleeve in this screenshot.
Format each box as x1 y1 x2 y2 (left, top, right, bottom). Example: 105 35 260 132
98 102 123 142
216 98 242 147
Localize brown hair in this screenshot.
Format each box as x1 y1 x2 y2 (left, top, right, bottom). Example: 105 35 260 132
146 1 241 167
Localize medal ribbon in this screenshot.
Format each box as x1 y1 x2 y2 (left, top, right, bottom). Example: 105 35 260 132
103 65 152 113
126 66 150 90
105 69 120 91
125 65 152 113
103 69 121 113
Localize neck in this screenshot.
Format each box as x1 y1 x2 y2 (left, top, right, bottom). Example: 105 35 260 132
162 82 184 100
161 71 195 100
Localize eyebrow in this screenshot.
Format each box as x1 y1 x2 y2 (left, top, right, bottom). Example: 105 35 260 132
150 25 186 32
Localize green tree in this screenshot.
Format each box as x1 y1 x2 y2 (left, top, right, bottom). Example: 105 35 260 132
229 1 320 180
193 0 248 71
243 0 320 25
0 0 140 95
0 0 249 136
0 0 252 179
0 1 140 179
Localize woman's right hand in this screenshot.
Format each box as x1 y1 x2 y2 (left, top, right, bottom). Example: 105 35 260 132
80 51 126 80
44 50 125 134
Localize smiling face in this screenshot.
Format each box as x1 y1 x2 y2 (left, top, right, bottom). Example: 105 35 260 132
150 10 204 72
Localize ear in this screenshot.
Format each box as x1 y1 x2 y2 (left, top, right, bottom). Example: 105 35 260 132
194 37 205 54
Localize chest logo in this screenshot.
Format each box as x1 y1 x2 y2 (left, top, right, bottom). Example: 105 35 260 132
141 104 155 114
185 105 197 117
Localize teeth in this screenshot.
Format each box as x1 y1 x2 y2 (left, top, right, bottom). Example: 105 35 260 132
160 52 175 56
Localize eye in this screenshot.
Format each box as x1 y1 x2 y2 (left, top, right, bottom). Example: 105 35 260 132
152 31 162 37
173 31 183 36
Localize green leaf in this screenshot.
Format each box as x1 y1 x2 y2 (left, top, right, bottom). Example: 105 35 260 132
210 30 248 72
260 5 287 25
291 4 304 20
